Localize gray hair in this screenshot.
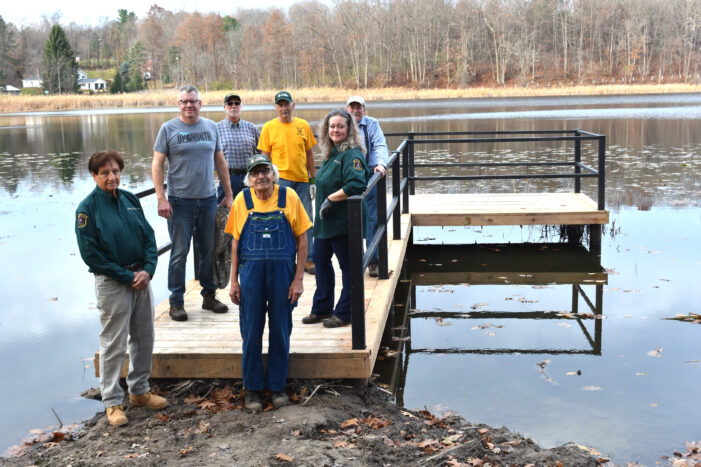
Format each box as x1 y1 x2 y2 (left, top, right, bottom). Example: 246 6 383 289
318 109 366 160
179 85 200 100
243 163 280 187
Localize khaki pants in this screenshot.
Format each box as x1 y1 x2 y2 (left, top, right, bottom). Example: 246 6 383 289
95 274 154 408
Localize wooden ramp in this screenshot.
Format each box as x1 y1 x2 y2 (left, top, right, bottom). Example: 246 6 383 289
409 193 608 226
97 192 608 380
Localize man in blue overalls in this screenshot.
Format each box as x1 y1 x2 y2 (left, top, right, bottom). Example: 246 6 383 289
225 154 311 409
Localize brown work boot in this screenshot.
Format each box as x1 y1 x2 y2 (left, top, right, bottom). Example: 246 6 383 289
130 392 169 410
304 260 315 274
105 405 127 426
323 315 351 328
202 293 228 314
169 305 187 321
301 313 331 324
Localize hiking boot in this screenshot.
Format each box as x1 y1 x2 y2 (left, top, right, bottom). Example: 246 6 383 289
245 390 263 411
130 392 169 410
169 305 188 321
322 315 351 328
304 261 315 274
302 313 332 324
106 405 127 426
271 391 290 408
368 262 379 277
202 293 228 314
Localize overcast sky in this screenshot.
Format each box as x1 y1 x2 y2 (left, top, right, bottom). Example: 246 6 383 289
2 0 301 27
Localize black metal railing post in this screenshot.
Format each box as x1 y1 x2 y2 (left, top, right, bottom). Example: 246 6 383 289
347 197 366 350
377 172 389 279
408 132 415 195
402 140 410 214
393 149 401 240
574 131 582 194
597 135 606 210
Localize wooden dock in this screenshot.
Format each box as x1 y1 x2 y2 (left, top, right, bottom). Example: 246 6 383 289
98 192 608 380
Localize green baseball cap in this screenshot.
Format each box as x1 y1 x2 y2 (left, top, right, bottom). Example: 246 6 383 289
274 91 292 104
246 154 272 173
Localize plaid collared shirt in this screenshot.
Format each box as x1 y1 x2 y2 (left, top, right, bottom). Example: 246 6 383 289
216 118 260 170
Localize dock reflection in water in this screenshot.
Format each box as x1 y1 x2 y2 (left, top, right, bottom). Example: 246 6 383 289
377 243 606 403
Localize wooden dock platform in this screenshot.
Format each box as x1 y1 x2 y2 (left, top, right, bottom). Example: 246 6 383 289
98 192 608 380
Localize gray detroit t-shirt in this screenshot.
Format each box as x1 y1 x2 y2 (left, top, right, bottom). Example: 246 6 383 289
153 117 223 198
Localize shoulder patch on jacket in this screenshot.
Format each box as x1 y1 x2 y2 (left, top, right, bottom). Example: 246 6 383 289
353 158 362 171
77 213 88 229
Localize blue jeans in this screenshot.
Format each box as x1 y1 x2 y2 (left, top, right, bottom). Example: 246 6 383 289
167 195 217 306
311 235 351 322
217 173 245 204
364 181 379 263
277 178 313 262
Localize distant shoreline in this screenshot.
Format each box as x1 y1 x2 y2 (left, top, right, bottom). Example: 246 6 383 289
2 84 700 113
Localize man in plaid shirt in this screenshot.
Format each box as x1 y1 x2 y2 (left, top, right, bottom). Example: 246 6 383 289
216 93 261 202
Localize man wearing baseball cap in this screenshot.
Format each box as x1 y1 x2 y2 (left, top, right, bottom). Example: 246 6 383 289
217 93 260 203
225 154 311 410
346 95 389 277
258 91 317 274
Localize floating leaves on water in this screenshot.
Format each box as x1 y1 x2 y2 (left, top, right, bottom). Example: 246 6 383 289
434 317 451 326
663 314 701 324
647 347 663 357
536 359 551 368
471 302 488 309
581 386 603 391
566 370 582 376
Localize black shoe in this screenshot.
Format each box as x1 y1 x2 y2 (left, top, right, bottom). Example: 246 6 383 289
368 262 379 277
202 293 228 314
245 390 263 411
302 313 332 324
322 315 351 328
169 305 188 321
271 391 290 408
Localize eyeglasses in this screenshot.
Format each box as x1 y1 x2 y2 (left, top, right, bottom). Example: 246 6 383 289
178 99 200 105
249 166 272 177
226 101 241 106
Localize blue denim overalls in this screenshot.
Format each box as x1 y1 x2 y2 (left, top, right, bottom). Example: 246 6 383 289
237 186 297 392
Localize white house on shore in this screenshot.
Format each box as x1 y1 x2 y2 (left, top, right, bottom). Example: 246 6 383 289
78 78 108 91
22 76 43 88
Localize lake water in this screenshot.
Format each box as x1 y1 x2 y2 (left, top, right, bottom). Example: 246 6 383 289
1 94 700 464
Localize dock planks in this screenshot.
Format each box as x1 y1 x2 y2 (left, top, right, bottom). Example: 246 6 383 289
96 192 607 380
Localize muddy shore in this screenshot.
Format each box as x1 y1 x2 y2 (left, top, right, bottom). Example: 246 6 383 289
1 379 603 466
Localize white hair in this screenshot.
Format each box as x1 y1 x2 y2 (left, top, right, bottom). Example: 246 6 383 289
243 163 280 187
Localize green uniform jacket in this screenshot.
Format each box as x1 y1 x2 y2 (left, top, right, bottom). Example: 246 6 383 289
75 186 158 285
314 146 369 239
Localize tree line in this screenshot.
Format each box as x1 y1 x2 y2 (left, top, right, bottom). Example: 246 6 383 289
1 0 699 94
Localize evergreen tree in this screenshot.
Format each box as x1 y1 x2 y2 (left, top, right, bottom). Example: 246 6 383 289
0 16 19 85
125 41 145 92
42 24 78 94
110 69 123 93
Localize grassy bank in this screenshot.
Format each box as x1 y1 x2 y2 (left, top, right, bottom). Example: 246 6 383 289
1 83 700 113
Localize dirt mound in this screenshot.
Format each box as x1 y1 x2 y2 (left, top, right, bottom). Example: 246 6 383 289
1 380 602 466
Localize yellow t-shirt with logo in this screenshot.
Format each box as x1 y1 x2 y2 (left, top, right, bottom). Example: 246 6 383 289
257 117 316 182
224 185 312 240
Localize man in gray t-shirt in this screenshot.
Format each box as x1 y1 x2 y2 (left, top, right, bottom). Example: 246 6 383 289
152 85 234 322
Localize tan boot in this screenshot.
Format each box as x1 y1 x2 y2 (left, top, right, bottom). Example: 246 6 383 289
129 392 169 410
106 405 127 426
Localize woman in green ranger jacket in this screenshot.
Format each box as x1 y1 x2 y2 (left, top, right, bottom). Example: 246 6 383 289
301 109 369 328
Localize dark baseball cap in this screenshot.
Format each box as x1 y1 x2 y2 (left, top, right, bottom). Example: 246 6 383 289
246 154 272 173
274 91 292 104
224 93 241 103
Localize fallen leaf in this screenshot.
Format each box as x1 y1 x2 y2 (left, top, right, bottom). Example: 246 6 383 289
417 438 438 448
341 418 359 428
179 446 194 457
334 440 347 448
123 453 138 459
155 413 169 422
274 453 293 462
477 428 489 435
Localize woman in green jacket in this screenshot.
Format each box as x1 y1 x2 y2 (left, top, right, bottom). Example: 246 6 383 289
302 109 369 328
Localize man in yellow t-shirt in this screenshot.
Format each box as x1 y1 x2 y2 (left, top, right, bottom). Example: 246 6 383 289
225 154 311 411
258 91 317 273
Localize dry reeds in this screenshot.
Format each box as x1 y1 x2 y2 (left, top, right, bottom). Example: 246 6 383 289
1 83 699 113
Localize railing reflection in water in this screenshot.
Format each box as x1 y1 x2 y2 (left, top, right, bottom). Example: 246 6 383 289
375 243 606 405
